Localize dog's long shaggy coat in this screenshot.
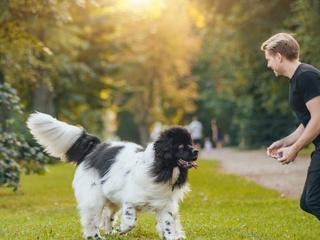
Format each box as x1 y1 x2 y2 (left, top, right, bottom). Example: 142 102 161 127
27 112 198 240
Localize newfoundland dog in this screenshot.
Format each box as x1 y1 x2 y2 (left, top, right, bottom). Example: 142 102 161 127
27 112 198 240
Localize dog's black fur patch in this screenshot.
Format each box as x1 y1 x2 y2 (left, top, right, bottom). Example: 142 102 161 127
66 131 101 165
84 143 124 177
152 127 194 189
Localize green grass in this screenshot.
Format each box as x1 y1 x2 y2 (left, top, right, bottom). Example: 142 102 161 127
298 144 314 157
0 160 319 240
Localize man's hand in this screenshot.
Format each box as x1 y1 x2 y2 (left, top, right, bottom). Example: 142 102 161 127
276 146 298 165
267 140 286 158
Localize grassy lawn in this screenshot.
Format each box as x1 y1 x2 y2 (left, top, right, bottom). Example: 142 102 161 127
298 144 314 157
0 160 319 240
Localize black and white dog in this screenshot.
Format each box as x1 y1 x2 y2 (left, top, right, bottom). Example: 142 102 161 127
27 112 198 240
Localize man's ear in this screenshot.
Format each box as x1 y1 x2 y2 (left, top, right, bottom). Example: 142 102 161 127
276 52 283 62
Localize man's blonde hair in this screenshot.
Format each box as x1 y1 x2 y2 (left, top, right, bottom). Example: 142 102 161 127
261 33 300 60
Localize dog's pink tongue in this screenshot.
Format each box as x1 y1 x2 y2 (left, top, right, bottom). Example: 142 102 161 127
192 162 198 169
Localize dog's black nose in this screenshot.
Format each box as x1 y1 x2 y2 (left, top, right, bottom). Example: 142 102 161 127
193 149 199 156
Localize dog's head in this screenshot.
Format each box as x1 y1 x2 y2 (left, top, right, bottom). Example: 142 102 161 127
154 127 198 169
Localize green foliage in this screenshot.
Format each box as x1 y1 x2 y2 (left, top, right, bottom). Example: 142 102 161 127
116 111 141 143
0 0 116 135
108 0 201 142
194 0 297 148
1 161 320 239
1 0 319 150
288 0 320 67
0 81 52 191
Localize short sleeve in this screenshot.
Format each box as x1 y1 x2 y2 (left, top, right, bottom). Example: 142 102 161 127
299 72 320 103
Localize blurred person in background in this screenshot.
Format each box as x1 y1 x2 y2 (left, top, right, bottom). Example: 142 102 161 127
188 116 203 149
211 119 224 149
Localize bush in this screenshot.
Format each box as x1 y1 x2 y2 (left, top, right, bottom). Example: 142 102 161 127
0 80 53 191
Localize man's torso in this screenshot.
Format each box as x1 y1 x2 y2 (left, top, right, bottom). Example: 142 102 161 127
289 63 320 145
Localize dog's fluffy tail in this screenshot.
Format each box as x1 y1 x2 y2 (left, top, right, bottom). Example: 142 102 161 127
27 112 84 159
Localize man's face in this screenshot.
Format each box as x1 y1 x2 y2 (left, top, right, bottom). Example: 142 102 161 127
264 50 282 77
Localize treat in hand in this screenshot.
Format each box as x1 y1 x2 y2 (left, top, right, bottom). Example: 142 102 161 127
277 152 283 159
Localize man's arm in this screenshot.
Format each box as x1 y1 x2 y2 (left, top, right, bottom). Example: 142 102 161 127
277 96 320 164
291 96 320 151
281 123 305 146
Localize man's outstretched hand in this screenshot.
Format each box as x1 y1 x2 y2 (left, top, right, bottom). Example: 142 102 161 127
267 140 297 164
267 140 285 158
276 146 298 165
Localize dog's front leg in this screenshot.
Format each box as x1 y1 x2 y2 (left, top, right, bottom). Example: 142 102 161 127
173 214 186 240
116 202 137 234
156 206 185 240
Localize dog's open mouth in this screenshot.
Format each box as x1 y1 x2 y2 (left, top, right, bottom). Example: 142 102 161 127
178 159 198 169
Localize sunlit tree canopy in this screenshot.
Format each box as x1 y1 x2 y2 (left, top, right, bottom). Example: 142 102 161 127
1 0 320 189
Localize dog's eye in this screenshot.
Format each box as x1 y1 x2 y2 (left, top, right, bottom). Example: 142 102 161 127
178 144 184 149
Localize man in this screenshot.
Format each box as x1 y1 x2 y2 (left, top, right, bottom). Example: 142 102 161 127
211 119 224 149
261 32 320 220
188 116 203 149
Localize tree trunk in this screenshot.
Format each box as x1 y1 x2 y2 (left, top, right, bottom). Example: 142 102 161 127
138 124 149 146
32 81 55 115
31 27 55 115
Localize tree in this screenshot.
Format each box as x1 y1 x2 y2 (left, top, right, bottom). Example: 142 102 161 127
0 0 101 190
0 73 52 191
0 0 120 135
288 0 320 67
112 0 200 143
194 0 296 148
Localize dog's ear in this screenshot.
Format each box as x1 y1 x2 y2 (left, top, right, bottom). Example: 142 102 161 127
154 133 174 164
154 137 172 155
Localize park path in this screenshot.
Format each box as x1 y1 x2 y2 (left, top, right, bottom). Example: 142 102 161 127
200 148 310 199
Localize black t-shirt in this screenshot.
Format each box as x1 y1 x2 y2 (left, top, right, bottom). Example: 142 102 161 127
289 63 320 146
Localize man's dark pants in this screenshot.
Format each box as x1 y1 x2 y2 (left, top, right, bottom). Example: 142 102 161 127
300 149 320 220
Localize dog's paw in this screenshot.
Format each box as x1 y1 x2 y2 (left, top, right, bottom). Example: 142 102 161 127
176 232 186 239
102 228 113 235
163 237 181 240
115 224 135 235
162 233 186 240
111 228 119 235
101 224 113 235
86 233 105 240
177 236 186 240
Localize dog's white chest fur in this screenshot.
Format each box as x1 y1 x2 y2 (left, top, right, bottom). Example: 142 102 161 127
171 167 180 185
